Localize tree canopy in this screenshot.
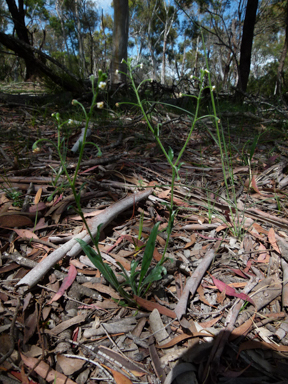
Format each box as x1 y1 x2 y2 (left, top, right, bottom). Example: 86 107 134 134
0 0 286 96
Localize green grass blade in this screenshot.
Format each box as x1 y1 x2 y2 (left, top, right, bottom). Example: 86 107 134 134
76 238 119 289
138 222 160 289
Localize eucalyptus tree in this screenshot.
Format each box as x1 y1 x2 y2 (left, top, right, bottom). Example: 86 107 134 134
110 0 129 84
2 0 49 79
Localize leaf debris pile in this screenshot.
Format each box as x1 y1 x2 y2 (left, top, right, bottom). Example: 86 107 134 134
1 99 288 384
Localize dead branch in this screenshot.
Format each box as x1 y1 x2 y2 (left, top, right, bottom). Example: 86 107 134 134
17 188 153 289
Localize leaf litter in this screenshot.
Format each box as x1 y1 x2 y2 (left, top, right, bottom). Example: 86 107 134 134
1 99 288 384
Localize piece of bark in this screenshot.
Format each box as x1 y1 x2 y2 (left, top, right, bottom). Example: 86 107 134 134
83 317 137 338
47 314 87 336
235 275 282 326
16 188 153 288
281 258 288 307
149 309 171 346
174 247 216 320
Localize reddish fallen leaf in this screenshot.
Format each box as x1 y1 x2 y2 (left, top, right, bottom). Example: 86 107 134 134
14 229 38 239
134 296 176 318
152 247 162 261
243 259 252 273
252 222 268 235
257 243 270 263
197 284 215 307
156 331 212 349
268 227 280 253
21 353 77 384
251 175 261 194
122 234 144 248
29 202 47 213
230 269 248 279
106 235 124 252
157 188 170 199
209 275 255 305
172 196 190 207
199 314 223 328
47 264 77 304
230 315 255 341
10 369 38 384
102 365 133 384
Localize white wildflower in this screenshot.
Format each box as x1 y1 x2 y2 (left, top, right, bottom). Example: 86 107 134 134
140 63 143 69
204 69 210 74
99 81 106 90
97 101 104 109
212 85 216 92
115 69 119 75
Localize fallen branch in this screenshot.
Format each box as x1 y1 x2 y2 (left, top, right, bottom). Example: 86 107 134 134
17 188 153 288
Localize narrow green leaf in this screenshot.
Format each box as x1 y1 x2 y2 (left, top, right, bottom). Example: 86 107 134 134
168 147 174 161
138 222 160 289
76 238 119 289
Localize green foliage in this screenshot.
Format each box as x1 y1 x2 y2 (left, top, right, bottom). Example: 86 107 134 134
0 176 22 207
248 61 288 96
77 222 166 303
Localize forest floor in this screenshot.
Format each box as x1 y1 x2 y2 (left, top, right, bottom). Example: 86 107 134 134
1 83 288 384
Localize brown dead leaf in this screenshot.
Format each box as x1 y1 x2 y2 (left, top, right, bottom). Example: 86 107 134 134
0 212 34 227
268 227 280 253
21 353 77 384
157 188 171 199
134 296 176 318
14 229 38 239
83 282 122 299
23 305 38 344
57 355 85 375
34 188 42 204
199 314 223 328
257 243 270 263
103 365 133 384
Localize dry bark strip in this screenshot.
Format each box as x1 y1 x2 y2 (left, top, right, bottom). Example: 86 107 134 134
174 246 217 320
17 188 153 288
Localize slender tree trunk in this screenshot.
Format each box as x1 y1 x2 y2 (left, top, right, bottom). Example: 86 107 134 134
75 0 85 77
275 1 288 95
180 42 186 77
55 0 70 68
161 34 167 84
110 0 129 85
237 0 258 95
5 0 39 79
194 35 200 78
147 18 157 80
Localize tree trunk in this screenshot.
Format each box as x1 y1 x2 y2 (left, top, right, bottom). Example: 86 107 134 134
161 34 167 84
75 0 85 77
236 0 258 95
275 1 288 95
5 0 39 79
180 43 186 77
110 0 129 85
